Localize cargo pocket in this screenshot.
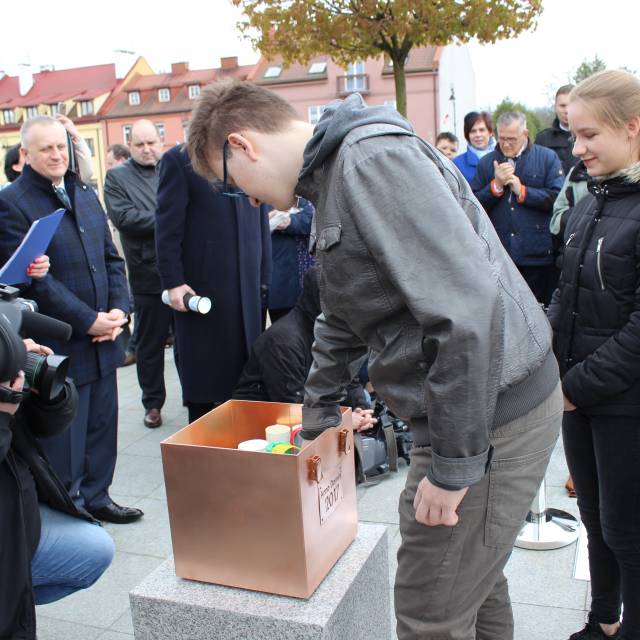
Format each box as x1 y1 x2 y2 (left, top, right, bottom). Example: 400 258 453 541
484 443 555 549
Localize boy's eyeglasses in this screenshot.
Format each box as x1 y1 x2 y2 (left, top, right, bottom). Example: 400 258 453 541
222 140 246 198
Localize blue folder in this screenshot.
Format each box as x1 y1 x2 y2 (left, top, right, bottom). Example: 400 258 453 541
0 209 65 285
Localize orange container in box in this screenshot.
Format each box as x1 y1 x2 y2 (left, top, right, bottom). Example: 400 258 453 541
160 400 357 599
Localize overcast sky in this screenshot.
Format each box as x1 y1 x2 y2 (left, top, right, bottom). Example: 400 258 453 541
0 0 636 110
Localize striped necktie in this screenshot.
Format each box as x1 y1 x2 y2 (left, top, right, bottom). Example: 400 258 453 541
54 184 72 210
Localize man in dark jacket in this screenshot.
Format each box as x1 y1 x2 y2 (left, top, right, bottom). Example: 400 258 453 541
472 110 565 304
0 335 114 639
0 116 142 524
155 144 271 423
186 81 562 640
104 120 171 429
535 85 579 176
233 267 370 413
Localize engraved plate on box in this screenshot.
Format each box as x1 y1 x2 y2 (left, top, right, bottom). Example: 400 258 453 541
318 464 344 525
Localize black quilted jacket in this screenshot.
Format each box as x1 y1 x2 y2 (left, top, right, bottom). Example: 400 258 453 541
548 162 640 414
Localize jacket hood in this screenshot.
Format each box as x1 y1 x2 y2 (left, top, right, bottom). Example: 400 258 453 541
299 93 413 180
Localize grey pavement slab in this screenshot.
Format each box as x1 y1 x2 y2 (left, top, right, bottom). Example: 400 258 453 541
36 350 589 640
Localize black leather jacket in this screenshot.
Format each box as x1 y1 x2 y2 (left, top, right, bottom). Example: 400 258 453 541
549 163 640 414
535 117 579 176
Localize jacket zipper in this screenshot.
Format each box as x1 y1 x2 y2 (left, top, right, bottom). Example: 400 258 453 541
565 232 576 246
596 237 606 291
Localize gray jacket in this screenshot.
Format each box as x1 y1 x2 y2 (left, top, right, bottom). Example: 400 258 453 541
298 95 559 490
104 159 160 295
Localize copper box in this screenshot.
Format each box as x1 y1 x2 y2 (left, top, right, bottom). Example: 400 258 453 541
160 400 357 599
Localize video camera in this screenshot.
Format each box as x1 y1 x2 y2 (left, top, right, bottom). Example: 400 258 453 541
0 283 72 402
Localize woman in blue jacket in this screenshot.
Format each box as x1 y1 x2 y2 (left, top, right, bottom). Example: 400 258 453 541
267 198 314 322
453 111 496 183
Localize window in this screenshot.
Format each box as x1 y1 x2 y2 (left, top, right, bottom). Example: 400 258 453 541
2 109 15 124
308 61 327 75
49 103 61 115
155 122 165 143
263 66 282 79
122 124 132 145
26 106 38 119
128 91 140 106
188 85 200 99
79 100 93 116
308 105 325 125
84 138 95 157
158 88 170 103
182 120 190 142
345 61 366 92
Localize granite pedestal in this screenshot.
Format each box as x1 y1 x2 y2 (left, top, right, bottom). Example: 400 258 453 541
130 522 391 640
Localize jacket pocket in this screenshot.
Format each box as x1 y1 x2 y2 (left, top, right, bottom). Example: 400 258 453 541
519 223 552 259
484 443 555 549
316 224 342 251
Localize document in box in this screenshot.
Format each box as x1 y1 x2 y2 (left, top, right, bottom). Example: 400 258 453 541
0 209 65 285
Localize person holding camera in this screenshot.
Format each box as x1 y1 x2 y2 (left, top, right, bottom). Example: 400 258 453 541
0 337 114 639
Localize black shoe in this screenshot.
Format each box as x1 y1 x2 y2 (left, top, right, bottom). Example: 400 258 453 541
144 408 162 428
88 501 144 524
569 616 619 639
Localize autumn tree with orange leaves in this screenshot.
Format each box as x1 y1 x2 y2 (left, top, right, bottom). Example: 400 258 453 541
233 0 543 116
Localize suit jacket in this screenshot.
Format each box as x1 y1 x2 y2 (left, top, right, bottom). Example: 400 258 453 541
0 165 129 386
155 145 271 403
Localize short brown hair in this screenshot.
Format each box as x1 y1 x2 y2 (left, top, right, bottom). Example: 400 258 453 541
462 111 493 143
555 84 574 100
570 70 640 131
187 79 300 179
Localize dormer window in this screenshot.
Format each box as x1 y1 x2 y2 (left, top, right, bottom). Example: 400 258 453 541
264 66 282 79
158 88 170 103
26 106 38 119
3 109 15 124
79 100 93 116
308 62 327 74
128 91 140 106
188 85 201 99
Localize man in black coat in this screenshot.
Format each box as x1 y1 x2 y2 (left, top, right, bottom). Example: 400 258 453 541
535 85 579 176
104 120 172 429
233 267 372 417
155 145 271 422
1 336 114 639
0 116 142 524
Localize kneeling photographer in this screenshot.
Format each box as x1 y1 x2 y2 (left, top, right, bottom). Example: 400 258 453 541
0 302 114 639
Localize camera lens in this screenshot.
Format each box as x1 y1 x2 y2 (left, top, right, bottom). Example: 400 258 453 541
22 352 70 401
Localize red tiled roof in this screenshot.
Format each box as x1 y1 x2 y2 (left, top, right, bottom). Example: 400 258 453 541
0 75 20 108
0 64 117 108
251 56 329 85
102 64 253 119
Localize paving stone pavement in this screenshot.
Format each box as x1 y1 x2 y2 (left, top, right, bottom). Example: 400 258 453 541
36 350 588 640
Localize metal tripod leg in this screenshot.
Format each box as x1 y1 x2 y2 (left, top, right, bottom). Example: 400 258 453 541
515 478 580 550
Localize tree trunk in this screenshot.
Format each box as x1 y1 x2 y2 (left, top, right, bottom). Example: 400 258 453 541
391 57 407 117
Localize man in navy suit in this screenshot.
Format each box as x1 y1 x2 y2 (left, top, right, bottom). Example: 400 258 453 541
0 116 143 524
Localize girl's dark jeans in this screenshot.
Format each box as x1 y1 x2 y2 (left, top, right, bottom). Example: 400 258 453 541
563 410 640 638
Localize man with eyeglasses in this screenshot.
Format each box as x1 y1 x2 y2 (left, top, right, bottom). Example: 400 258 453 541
186 81 562 640
472 110 564 305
